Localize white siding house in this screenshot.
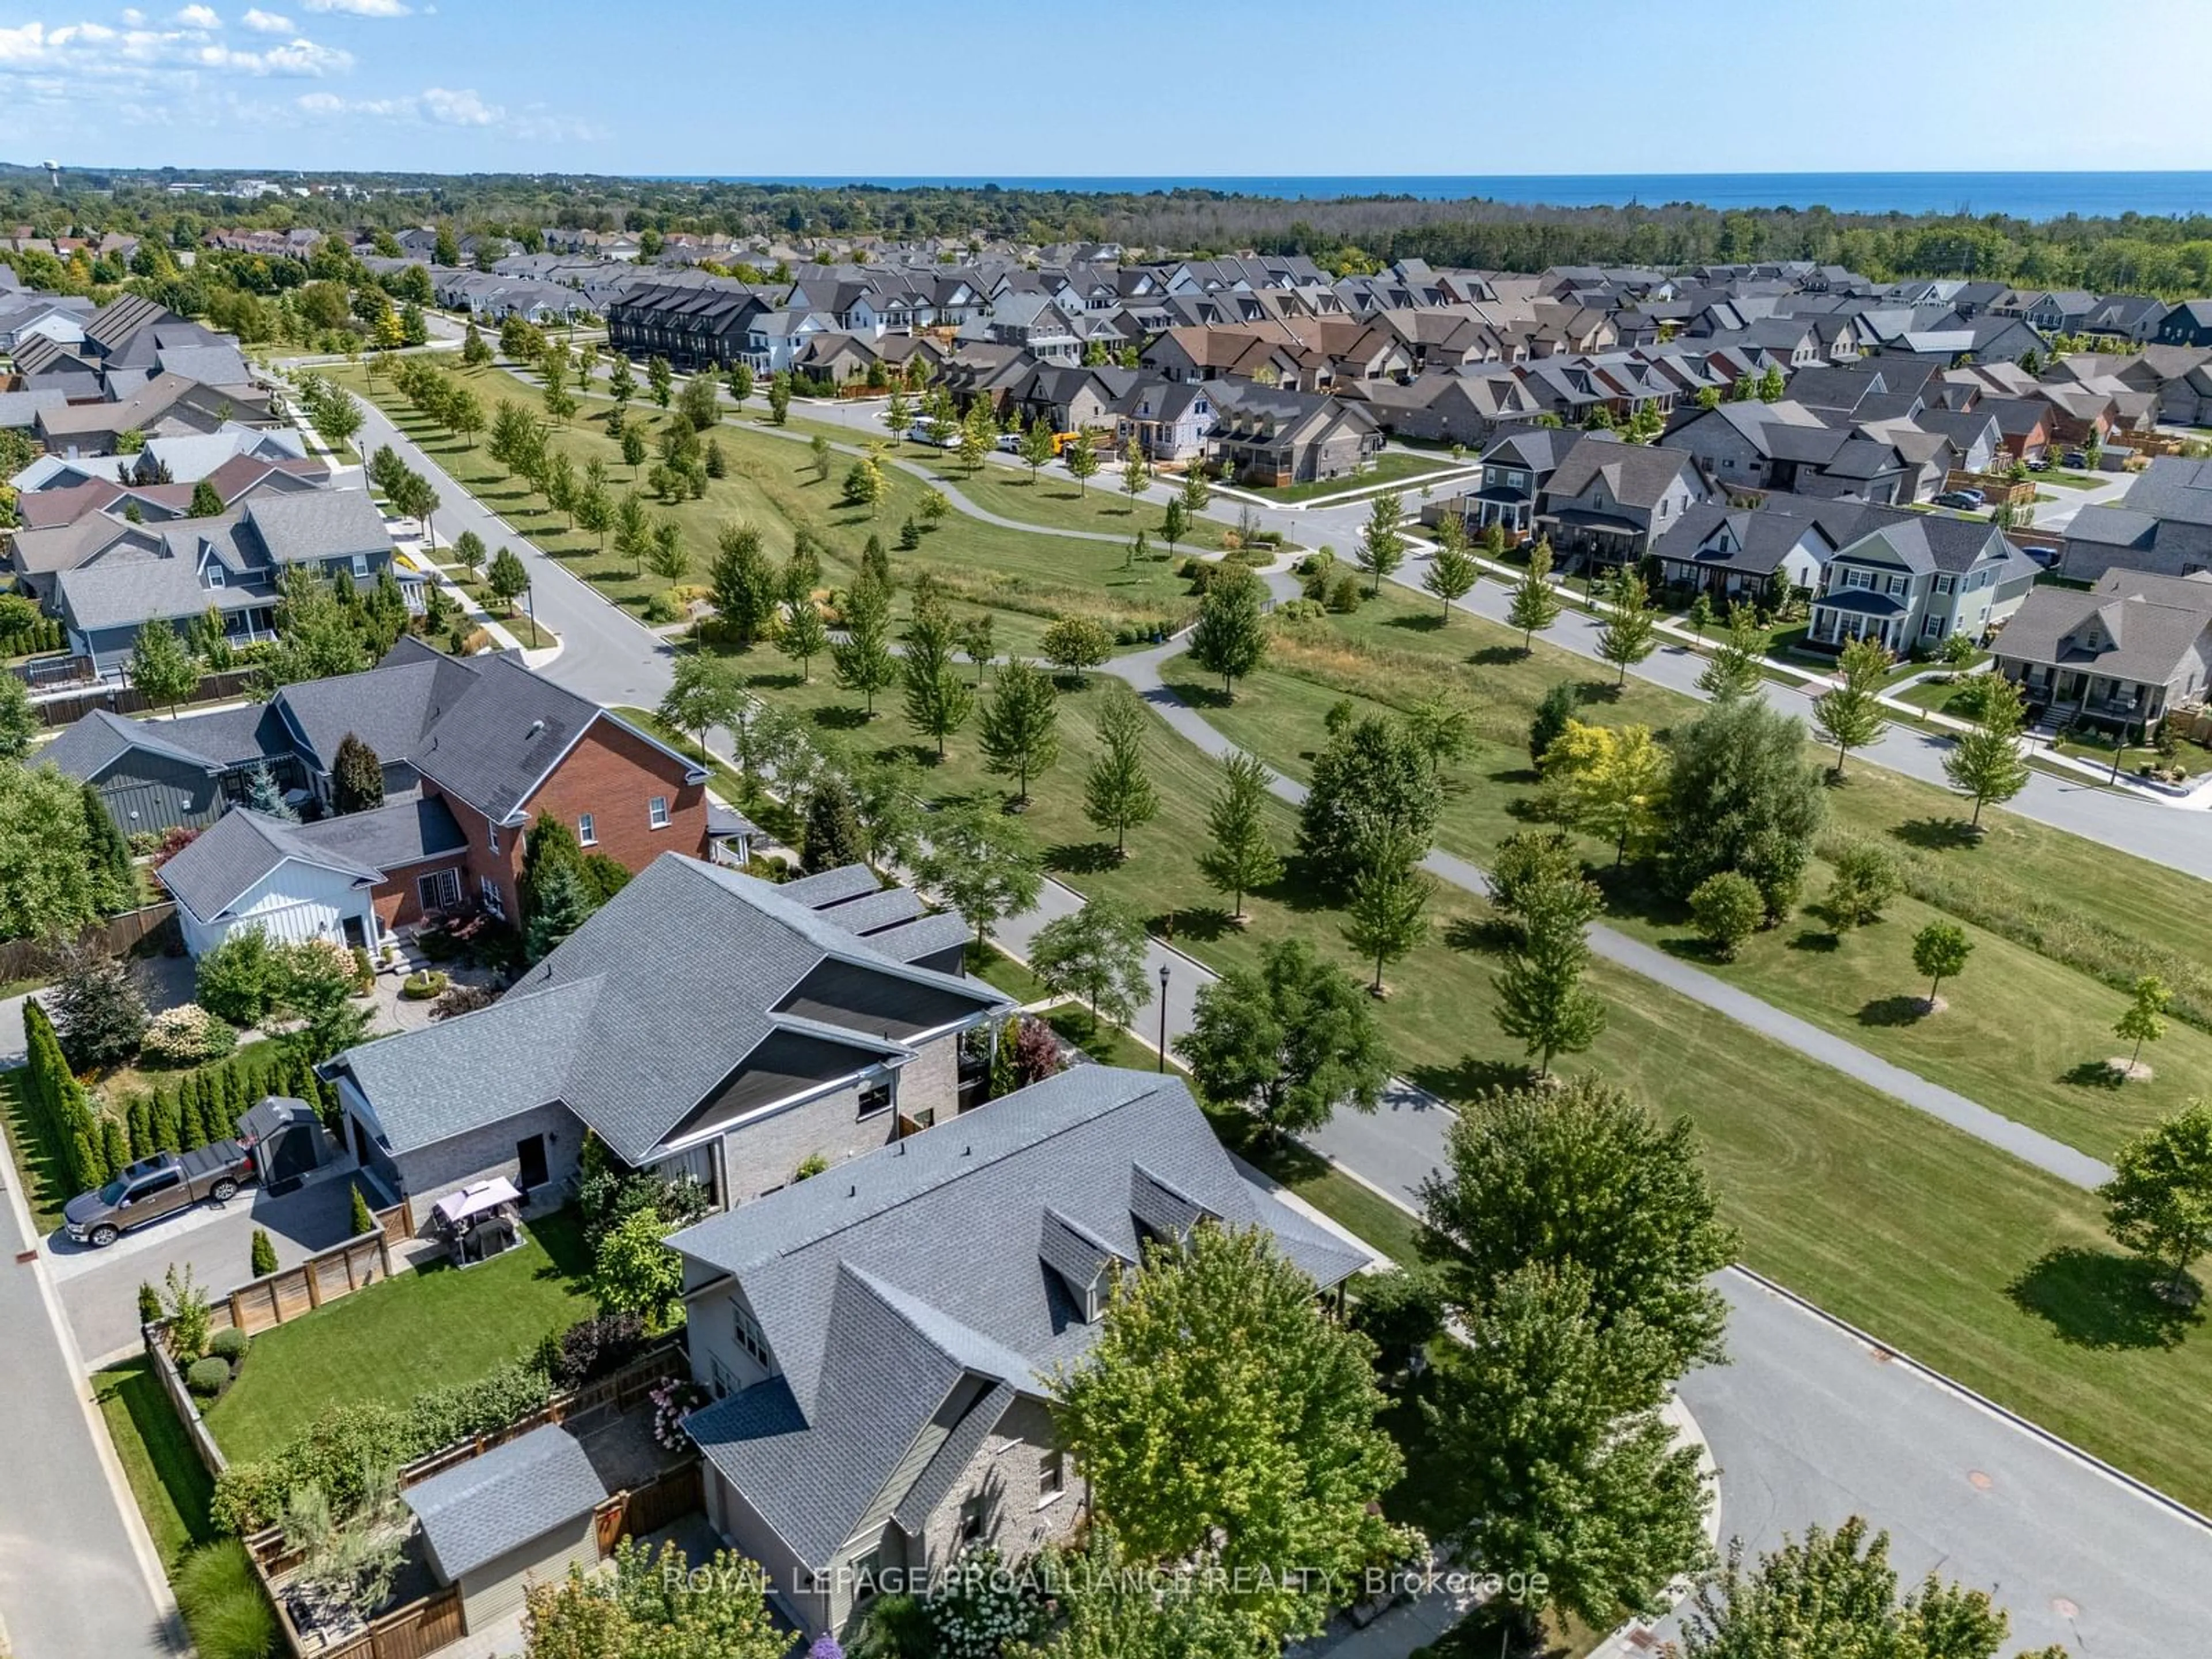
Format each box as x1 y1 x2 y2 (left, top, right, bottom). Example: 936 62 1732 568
173 855 382 957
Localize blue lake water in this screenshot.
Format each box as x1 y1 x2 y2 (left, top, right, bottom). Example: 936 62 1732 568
688 173 2212 222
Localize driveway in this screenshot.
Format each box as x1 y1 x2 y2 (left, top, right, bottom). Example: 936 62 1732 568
52 1170 366 1365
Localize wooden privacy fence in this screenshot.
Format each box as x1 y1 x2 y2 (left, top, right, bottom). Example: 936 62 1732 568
31 666 262 725
594 1460 703 1556
397 1346 685 1487
222 1230 392 1336
276 1582 463 1659
0 904 179 983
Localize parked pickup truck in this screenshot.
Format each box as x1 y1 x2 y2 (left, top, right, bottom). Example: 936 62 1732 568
62 1143 255 1247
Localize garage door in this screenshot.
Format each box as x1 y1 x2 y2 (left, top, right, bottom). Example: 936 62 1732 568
459 1520 601 1630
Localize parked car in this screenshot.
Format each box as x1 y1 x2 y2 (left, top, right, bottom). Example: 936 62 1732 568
2027 456 2050 472
2063 450 2089 468
907 422 958 449
62 1144 255 1247
1933 489 1985 509
995 433 1024 454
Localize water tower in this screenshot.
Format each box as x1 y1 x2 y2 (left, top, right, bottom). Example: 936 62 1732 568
41 160 59 190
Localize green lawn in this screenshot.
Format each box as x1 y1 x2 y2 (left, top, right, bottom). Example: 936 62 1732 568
335 365 1200 645
2041 471 2105 488
899 448 1235 551
94 1357 216 1570
203 1209 596 1463
1241 450 1467 505
968 942 1051 1005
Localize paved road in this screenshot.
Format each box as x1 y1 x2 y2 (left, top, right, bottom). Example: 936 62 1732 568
0 1130 180 1657
1665 1271 2207 1654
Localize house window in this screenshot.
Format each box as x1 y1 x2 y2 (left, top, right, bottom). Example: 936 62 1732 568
204 565 225 588
1038 1449 1066 1503
709 1355 734 1400
732 1301 771 1368
350 554 370 580
648 796 669 829
1936 575 1954 594
577 813 596 846
959 1493 991 1545
857 1076 893 1119
479 876 506 919
418 868 460 911
487 822 499 855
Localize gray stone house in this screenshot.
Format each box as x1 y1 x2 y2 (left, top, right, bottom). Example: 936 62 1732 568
2061 457 2212 584
1207 381 1382 486
1990 569 2212 735
672 1063 1367 1638
325 854 1007 1228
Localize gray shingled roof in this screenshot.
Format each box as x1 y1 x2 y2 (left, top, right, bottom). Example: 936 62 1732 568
334 854 1009 1164
42 704 276 783
404 1423 607 1583
158 808 384 922
1994 569 2212 684
677 1064 1367 1569
244 489 392 565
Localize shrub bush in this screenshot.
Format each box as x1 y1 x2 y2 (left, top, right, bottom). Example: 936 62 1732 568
548 1312 649 1389
249 1226 278 1278
1327 572 1364 613
400 971 449 1001
430 980 497 1020
1687 872 1764 960
187 1356 232 1397
142 1003 238 1066
174 1540 278 1659
642 590 683 624
138 1281 163 1327
211 1326 251 1364
1272 597 1327 623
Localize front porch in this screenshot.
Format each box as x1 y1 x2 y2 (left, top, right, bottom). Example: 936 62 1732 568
1807 590 1911 656
2009 662 2169 733
1541 509 1645 573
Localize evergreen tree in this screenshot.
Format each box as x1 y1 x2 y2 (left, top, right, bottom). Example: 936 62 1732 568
1528 680 1579 767
1082 685 1160 857
518 809 586 926
525 857 596 964
978 657 1061 805
244 762 297 821
188 478 225 517
332 732 385 812
1507 539 1564 649
80 782 135 914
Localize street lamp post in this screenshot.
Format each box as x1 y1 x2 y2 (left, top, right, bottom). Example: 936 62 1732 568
1156 961 1170 1073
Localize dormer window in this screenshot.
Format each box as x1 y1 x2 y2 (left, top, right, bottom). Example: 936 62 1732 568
203 565 224 588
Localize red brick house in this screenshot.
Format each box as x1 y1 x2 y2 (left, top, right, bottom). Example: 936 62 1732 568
89 639 710 955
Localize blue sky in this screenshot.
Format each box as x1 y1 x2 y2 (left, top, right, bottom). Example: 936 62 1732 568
5 0 2212 177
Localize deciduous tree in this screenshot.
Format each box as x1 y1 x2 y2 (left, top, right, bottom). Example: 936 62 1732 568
2116 975 2172 1074
706 521 777 646
1188 567 1269 698
978 657 1060 805
1662 698 1825 918
1296 713 1442 888
1911 921 1972 1010
915 804 1043 948
1355 492 1405 596
128 622 199 717
1342 837 1433 995
1030 899 1151 1035
900 600 975 758
1422 539 1479 618
1174 938 1388 1138
830 577 897 716
1082 684 1159 857
1696 605 1767 700
1943 675 2029 829
656 653 743 763
1199 750 1284 920
1593 568 1657 685
2101 1100 2212 1301
1811 635 1891 776
1507 537 1563 648
1051 1225 1404 1649
1542 719 1669 865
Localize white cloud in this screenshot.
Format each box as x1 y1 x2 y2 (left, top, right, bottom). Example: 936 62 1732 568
301 0 411 15
295 82 503 127
119 6 143 20
0 14 347 77
418 84 492 124
240 7 292 29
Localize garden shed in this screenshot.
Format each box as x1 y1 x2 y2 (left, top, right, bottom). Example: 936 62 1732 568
236 1094 338 1192
403 1423 608 1631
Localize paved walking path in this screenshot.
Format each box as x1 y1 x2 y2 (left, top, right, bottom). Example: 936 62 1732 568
1102 641 2112 1192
